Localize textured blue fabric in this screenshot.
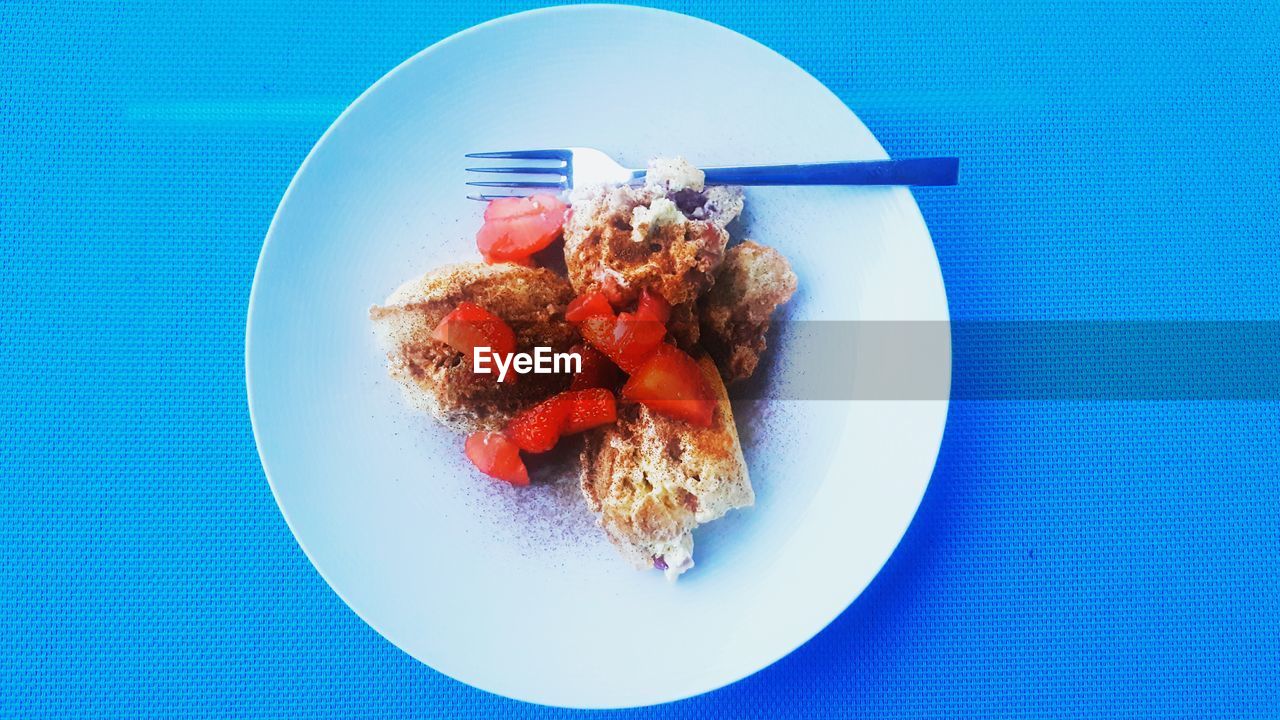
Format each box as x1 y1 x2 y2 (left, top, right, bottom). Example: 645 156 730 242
3 1 1279 717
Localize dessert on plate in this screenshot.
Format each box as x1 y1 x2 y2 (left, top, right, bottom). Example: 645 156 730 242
371 157 796 578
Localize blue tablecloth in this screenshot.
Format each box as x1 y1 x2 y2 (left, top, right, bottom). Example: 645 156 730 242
3 1 1278 717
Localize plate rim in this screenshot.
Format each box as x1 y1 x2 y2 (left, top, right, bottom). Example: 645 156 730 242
245 4 951 709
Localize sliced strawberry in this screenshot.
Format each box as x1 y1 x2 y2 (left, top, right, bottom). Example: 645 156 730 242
505 396 571 453
565 291 615 323
635 289 671 324
578 311 666 374
572 291 668 372
483 194 558 221
505 388 618 453
569 343 621 390
621 345 715 427
476 214 557 261
578 315 619 364
609 311 667 372
431 302 517 366
464 431 529 486
562 388 617 434
483 197 526 221
476 195 568 262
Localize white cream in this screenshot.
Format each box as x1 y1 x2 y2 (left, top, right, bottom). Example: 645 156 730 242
645 156 705 192
629 197 686 244
655 535 695 581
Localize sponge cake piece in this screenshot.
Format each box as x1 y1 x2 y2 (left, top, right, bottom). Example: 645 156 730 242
579 355 752 579
370 262 576 433
564 158 743 308
699 241 797 384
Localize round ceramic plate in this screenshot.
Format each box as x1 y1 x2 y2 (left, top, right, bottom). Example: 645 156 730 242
247 5 950 709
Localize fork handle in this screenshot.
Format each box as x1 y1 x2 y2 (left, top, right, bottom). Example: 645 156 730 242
699 158 958 186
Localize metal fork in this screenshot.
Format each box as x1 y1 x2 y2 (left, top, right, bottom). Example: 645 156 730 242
465 147 958 200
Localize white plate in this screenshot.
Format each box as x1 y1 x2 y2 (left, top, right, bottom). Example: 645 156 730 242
247 5 950 709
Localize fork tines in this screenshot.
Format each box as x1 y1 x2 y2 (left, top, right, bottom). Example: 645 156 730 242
465 150 570 200
465 150 571 160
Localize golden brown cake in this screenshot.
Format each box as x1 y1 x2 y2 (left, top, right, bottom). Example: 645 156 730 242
699 241 797 383
563 158 743 308
370 262 576 432
580 356 752 579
